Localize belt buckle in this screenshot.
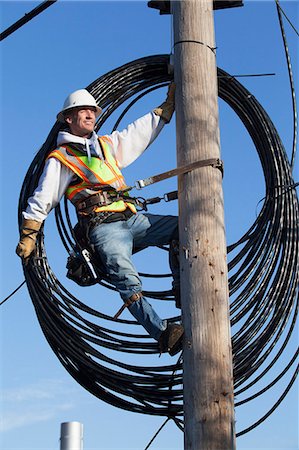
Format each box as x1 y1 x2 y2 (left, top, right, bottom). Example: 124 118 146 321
101 191 110 206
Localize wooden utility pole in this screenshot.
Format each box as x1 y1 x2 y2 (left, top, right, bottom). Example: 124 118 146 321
172 1 235 448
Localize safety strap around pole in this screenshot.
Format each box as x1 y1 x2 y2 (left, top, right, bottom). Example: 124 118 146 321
134 157 223 189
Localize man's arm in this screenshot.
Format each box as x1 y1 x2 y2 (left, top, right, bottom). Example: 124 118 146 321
23 158 73 222
108 83 175 169
16 158 74 263
108 112 164 169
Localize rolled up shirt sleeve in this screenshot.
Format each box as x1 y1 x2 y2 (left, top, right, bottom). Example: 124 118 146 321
107 112 165 169
23 158 75 223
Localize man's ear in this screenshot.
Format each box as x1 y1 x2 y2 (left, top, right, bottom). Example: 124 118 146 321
65 116 72 125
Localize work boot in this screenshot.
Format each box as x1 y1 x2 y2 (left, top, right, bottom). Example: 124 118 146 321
158 323 184 356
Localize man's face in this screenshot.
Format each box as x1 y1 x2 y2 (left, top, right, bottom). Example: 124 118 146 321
65 107 97 137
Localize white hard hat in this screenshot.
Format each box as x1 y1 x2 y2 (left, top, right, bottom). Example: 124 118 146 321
57 89 102 122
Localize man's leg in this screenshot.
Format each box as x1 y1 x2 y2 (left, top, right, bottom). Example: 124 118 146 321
88 219 166 340
133 213 180 294
132 213 184 354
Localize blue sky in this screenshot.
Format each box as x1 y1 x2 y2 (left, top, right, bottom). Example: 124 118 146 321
1 1 298 449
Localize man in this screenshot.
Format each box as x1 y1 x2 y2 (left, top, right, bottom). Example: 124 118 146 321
16 86 184 355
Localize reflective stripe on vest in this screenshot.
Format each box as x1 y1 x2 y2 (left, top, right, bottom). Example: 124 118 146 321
47 136 136 214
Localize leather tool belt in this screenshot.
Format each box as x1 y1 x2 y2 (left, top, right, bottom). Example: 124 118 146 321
76 190 142 214
78 208 135 233
77 191 118 212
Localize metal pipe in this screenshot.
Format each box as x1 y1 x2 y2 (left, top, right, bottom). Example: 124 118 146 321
60 422 83 450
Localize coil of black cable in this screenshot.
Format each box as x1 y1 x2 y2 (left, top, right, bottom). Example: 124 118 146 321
18 54 298 434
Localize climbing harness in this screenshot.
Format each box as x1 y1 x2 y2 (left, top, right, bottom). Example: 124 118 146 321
66 207 137 289
65 156 223 292
66 189 178 292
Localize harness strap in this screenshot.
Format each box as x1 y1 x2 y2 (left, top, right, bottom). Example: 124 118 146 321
76 190 143 213
77 191 114 211
135 157 224 189
113 292 142 320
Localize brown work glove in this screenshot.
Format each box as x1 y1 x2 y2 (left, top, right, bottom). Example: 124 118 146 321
16 219 42 264
153 82 175 123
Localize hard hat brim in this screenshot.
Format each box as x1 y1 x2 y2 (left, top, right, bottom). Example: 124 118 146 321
56 105 103 123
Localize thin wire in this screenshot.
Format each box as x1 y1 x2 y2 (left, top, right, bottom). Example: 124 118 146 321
0 280 26 306
0 1 57 41
275 0 298 171
144 418 171 450
276 1 299 37
173 39 217 54
218 73 276 78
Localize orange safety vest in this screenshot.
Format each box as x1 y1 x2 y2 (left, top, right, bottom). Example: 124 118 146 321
48 136 137 214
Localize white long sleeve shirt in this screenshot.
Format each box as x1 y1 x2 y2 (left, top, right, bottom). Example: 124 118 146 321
23 112 164 222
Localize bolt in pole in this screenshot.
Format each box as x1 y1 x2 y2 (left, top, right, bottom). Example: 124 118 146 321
60 422 83 450
172 0 235 449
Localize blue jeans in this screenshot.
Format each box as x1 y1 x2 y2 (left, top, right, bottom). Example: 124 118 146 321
89 213 179 340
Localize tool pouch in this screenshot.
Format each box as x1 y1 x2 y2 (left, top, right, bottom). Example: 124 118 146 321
66 250 98 286
66 223 102 286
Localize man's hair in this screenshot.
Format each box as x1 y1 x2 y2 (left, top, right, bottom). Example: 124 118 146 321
62 108 77 121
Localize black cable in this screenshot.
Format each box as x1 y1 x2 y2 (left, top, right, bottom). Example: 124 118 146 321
0 1 57 42
275 0 299 37
236 362 299 437
0 280 26 306
18 55 298 433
